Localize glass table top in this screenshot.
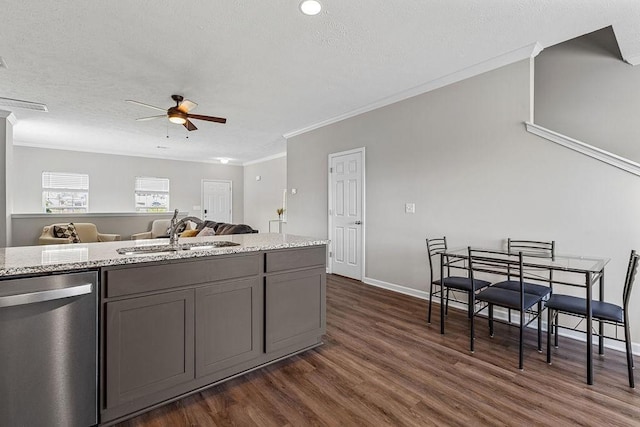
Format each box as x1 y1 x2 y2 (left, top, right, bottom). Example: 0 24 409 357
444 247 609 274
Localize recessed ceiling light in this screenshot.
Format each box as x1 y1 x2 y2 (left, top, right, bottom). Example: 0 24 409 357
299 0 322 16
220 158 229 164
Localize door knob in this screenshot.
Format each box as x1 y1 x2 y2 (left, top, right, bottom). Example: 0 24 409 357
355 221 362 225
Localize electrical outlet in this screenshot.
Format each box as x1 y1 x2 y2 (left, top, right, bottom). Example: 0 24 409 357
405 203 415 214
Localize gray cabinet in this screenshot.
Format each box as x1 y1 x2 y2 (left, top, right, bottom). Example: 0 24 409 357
100 246 326 424
265 267 326 352
105 289 195 408
195 278 261 377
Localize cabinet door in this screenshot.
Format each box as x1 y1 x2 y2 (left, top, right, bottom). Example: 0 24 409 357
195 278 261 377
265 268 326 353
105 289 195 408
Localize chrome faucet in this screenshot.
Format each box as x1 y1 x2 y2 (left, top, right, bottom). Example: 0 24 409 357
169 209 204 245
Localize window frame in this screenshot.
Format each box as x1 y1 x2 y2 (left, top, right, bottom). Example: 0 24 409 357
134 176 170 213
42 171 90 214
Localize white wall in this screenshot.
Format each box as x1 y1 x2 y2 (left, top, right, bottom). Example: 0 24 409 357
287 58 640 341
12 146 244 221
0 112 14 246
243 155 286 233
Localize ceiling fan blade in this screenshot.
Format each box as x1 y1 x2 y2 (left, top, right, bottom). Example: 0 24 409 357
125 100 166 112
187 113 227 124
177 99 198 113
183 119 198 131
136 115 166 121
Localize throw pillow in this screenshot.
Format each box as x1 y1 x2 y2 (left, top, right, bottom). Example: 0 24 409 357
53 223 81 243
180 229 199 238
197 227 216 237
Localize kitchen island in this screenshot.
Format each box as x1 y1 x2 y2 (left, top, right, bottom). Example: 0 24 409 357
0 233 327 426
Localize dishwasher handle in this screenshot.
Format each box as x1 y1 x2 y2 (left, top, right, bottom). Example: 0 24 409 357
0 283 93 308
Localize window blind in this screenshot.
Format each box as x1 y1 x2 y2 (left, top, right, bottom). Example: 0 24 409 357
42 172 89 190
135 177 170 193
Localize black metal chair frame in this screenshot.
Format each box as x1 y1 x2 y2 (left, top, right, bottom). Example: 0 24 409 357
426 237 490 334
503 239 555 329
546 249 638 387
468 248 550 370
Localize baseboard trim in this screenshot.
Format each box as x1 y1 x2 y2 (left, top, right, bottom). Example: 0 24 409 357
361 276 640 356
363 277 430 300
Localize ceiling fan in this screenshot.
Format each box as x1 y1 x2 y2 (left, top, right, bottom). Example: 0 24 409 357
126 94 226 131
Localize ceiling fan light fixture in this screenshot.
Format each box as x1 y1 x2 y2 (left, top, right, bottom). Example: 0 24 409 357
299 0 322 16
168 110 187 125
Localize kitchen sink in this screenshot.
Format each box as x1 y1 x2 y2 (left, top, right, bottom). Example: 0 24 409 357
117 241 240 255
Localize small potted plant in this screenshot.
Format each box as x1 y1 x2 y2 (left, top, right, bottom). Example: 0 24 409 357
276 208 285 219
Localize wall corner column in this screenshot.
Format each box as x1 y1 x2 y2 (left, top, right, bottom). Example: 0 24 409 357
0 110 16 247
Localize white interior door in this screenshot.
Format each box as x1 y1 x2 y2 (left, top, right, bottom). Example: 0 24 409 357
329 149 364 280
201 180 232 223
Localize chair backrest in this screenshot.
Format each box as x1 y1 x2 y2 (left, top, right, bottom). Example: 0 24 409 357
468 247 524 293
508 239 555 284
507 239 555 258
48 222 99 242
623 249 639 310
426 237 448 282
150 219 172 238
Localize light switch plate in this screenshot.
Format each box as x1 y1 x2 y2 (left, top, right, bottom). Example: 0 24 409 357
405 203 415 214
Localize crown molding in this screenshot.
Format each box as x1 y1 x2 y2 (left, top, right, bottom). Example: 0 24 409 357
525 122 640 177
0 110 17 125
12 140 244 166
242 151 286 166
284 42 544 139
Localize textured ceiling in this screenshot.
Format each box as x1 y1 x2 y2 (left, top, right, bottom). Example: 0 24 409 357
1 1 638 164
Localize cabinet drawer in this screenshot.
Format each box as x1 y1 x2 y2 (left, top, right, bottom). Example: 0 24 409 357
105 254 260 297
265 246 326 273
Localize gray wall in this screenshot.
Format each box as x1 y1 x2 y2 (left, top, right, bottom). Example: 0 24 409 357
535 27 640 162
287 58 640 341
12 146 244 220
243 156 286 233
12 212 185 246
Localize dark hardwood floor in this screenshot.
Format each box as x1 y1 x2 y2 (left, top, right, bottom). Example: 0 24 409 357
118 274 640 426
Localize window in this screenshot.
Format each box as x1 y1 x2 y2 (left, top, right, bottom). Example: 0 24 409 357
135 177 170 212
42 172 89 213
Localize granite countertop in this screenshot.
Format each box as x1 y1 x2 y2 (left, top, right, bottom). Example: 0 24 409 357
0 233 328 277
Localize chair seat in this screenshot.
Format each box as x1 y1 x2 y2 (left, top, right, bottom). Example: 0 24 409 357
492 280 551 297
435 276 491 292
476 287 544 310
545 294 623 323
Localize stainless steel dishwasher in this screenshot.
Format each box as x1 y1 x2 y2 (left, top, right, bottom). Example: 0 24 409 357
0 271 98 427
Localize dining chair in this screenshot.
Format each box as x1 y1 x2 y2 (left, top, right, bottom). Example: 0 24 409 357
546 249 638 387
426 237 491 334
468 248 550 370
494 239 555 336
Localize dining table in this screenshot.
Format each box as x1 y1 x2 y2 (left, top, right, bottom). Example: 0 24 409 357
443 247 610 385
